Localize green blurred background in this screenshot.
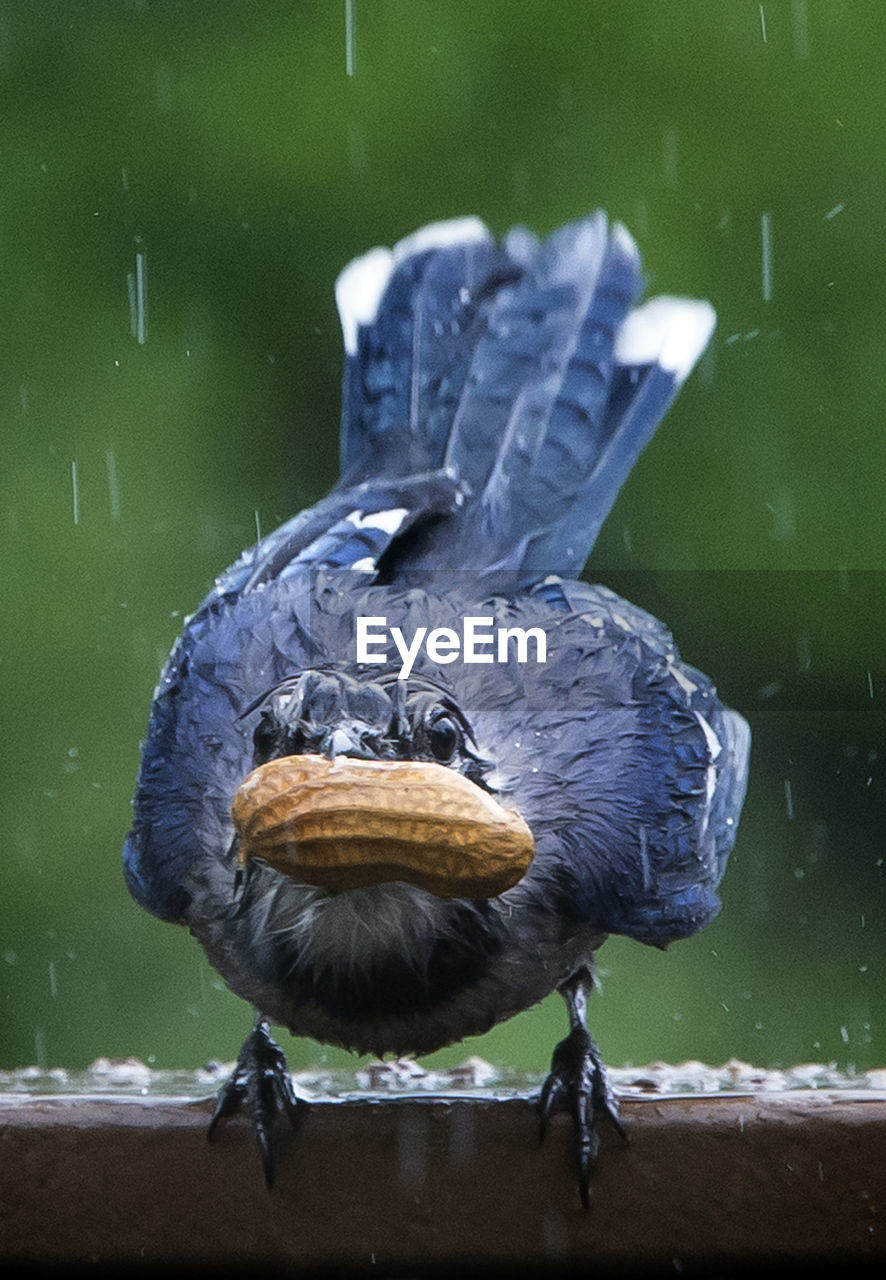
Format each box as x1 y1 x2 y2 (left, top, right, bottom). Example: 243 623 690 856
2 0 884 1078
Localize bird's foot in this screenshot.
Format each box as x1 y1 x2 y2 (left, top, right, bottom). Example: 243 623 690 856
207 1019 299 1188
538 1026 627 1207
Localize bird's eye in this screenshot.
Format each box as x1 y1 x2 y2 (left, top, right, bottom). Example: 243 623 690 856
428 716 459 762
252 709 305 765
252 714 279 764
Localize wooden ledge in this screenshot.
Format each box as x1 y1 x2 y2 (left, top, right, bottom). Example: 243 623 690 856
1 1072 885 1269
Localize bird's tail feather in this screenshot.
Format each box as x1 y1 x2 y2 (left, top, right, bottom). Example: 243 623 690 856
336 217 514 483
334 212 714 583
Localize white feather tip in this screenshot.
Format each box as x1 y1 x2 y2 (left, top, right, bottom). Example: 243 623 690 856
334 216 491 355
335 245 395 356
615 296 716 384
392 215 491 264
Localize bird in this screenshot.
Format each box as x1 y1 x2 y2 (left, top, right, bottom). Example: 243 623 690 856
123 210 750 1205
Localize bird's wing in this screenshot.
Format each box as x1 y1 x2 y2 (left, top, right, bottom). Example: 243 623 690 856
447 579 750 947
206 470 462 604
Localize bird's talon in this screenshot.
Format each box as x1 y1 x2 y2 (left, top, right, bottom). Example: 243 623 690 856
207 1019 300 1188
538 1022 622 1206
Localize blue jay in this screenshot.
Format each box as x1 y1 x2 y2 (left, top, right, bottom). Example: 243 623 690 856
124 212 749 1204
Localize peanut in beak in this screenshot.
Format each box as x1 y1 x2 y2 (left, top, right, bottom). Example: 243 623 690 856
231 754 534 899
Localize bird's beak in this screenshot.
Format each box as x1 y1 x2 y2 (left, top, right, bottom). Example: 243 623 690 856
231 754 534 899
325 728 358 759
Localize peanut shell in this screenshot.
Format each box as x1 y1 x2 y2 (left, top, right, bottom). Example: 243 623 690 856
232 753 534 899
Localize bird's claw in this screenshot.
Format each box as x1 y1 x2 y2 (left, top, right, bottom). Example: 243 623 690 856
538 1026 627 1207
207 1019 299 1188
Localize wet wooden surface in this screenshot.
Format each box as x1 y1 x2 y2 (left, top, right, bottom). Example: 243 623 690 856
1 1087 885 1269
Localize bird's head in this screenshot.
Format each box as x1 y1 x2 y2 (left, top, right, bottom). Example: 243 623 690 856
232 668 533 900
249 668 490 784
